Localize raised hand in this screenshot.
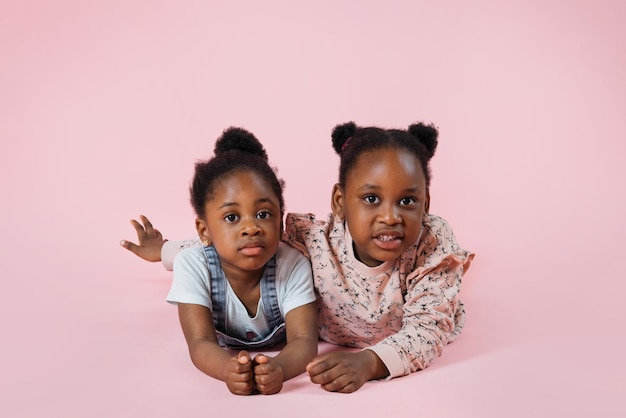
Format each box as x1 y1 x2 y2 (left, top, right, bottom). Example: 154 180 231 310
120 215 167 262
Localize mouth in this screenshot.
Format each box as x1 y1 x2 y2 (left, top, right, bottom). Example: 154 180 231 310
239 241 265 256
372 231 402 250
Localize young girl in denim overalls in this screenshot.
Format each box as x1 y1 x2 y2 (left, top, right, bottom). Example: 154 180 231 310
155 127 317 395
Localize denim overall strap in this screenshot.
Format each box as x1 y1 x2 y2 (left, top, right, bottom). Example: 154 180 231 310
203 245 227 332
202 245 284 348
258 256 283 330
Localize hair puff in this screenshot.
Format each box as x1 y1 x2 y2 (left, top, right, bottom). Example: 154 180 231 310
214 127 268 161
407 123 438 159
331 122 357 154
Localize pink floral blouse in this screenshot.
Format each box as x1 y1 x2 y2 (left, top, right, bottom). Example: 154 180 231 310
282 212 474 378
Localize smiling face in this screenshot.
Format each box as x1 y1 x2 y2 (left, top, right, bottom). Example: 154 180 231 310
196 170 282 282
332 147 428 267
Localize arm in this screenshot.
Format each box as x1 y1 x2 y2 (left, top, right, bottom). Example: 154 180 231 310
178 303 256 395
307 216 473 392
253 302 318 395
368 217 474 376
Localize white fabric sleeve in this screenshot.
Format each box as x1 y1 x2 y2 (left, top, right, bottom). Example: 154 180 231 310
161 237 202 271
276 243 316 316
165 246 212 309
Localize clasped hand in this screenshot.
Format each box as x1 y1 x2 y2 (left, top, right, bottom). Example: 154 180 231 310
225 351 284 395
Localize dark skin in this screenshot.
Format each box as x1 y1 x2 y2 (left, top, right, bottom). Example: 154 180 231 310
121 149 429 394
120 215 166 262
180 302 318 395
122 172 318 395
305 148 429 393
186 172 318 394
121 216 385 393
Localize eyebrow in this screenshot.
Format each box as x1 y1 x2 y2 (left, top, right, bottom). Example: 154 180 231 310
357 184 423 194
218 197 277 210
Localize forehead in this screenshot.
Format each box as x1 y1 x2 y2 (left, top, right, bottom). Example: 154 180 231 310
348 148 426 186
210 170 279 203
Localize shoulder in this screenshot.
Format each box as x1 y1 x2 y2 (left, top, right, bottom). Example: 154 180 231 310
284 212 343 238
416 213 473 269
276 242 312 272
277 241 306 260
273 244 315 309
173 246 208 273
174 245 206 263
423 213 456 240
285 212 327 231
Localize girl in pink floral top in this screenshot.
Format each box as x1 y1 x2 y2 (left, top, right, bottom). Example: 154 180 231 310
121 121 473 393
282 121 473 392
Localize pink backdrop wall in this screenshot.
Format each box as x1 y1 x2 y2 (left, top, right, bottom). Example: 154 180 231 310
2 1 625 417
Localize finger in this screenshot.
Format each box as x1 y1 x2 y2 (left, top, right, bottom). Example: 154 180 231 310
129 219 147 238
253 362 272 376
308 369 337 385
306 358 333 377
253 354 268 364
154 229 162 238
238 351 252 364
140 215 155 236
228 368 253 381
228 380 255 395
323 379 359 394
255 378 281 395
120 240 140 255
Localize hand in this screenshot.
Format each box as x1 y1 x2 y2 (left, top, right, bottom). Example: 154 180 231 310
223 351 256 395
120 215 167 262
252 354 284 395
306 350 385 393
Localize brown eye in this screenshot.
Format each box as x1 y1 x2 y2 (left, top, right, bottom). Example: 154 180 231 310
364 195 379 204
224 214 239 223
399 197 416 206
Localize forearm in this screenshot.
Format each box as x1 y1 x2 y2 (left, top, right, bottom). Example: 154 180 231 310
188 339 232 381
273 335 318 380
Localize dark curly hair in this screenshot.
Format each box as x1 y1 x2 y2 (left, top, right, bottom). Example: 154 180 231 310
190 127 285 220
331 121 439 188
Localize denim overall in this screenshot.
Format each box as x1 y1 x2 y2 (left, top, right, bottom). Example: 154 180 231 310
203 245 286 349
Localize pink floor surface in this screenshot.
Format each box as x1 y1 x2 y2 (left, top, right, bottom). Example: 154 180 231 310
2 1 625 417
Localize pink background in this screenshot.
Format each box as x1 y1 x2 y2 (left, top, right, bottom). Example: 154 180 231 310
2 1 625 417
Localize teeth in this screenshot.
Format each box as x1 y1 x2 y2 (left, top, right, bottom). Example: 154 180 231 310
378 235 397 242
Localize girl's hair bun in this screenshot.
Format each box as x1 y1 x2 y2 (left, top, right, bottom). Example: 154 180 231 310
214 127 268 161
408 123 438 158
331 122 357 154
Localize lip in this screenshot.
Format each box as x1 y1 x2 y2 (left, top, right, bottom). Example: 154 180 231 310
239 241 265 256
372 230 403 250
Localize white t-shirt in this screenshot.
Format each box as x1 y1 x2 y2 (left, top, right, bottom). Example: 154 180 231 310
166 242 315 342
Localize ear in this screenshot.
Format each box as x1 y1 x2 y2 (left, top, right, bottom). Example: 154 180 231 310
424 188 431 214
331 183 345 219
195 217 212 246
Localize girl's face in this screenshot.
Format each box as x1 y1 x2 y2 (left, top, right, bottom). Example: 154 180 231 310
196 170 282 282
332 148 428 267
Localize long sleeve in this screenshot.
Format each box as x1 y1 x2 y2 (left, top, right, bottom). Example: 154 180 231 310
369 216 474 377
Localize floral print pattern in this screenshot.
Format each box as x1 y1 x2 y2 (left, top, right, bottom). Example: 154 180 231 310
283 212 474 377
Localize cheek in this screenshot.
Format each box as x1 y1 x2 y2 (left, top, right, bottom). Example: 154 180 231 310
404 211 424 229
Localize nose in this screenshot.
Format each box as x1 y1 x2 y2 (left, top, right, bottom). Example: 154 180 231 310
379 202 401 225
241 217 262 236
